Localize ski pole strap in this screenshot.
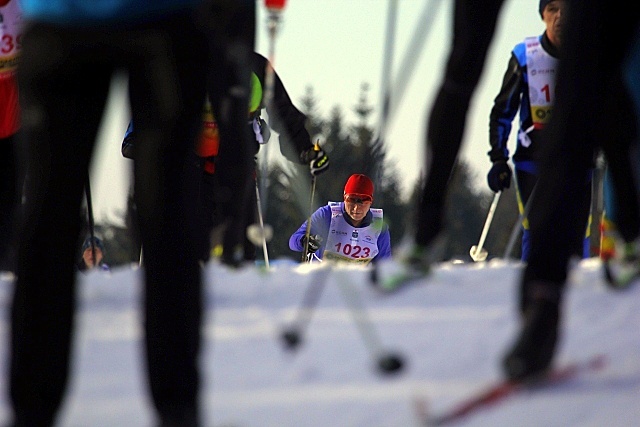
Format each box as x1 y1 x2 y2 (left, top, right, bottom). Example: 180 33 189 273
85 172 97 266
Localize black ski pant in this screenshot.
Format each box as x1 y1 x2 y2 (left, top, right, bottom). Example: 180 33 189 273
9 13 207 426
514 168 592 261
202 0 257 262
0 133 20 270
416 0 506 246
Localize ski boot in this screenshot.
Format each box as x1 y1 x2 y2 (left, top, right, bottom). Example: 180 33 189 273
372 235 446 293
502 280 562 382
603 236 640 290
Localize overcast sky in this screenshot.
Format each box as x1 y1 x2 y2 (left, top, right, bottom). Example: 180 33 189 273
90 0 544 225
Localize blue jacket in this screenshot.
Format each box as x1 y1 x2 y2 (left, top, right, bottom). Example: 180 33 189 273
289 202 392 263
488 32 559 174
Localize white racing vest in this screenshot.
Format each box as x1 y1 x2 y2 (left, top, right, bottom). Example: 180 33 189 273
525 36 557 131
0 0 21 78
322 202 383 265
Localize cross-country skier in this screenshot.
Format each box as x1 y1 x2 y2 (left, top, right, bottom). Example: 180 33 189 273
122 51 329 264
502 0 640 381
289 174 391 264
373 0 510 291
487 0 591 260
6 0 214 425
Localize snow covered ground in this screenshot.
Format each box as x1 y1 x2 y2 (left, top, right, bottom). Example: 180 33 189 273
0 257 638 427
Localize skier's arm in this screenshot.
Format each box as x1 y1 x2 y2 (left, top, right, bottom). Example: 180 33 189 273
488 53 524 162
373 224 392 262
252 52 314 163
289 205 331 253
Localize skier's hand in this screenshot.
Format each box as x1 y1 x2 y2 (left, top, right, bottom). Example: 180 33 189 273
302 234 322 253
487 160 512 192
300 147 329 176
256 117 271 144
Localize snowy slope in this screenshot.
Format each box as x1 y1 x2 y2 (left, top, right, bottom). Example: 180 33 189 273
0 258 638 427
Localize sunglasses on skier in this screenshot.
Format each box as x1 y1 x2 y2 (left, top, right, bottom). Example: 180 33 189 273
344 195 373 206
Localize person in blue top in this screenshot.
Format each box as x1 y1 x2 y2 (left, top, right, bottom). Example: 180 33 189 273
501 0 640 382
122 51 330 265
289 174 391 264
486 0 591 260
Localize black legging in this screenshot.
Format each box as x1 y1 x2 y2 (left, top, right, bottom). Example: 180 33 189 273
0 133 19 268
203 1 257 262
416 0 507 246
10 13 207 425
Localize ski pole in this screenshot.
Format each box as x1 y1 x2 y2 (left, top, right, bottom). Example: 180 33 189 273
387 0 441 125
503 184 538 259
301 140 321 263
263 0 286 111
85 172 97 267
254 175 271 269
334 270 403 375
259 0 287 230
280 263 331 349
374 0 398 143
470 191 501 262
301 176 317 262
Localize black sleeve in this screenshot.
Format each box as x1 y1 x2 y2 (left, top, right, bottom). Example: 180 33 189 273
488 53 525 162
251 52 313 164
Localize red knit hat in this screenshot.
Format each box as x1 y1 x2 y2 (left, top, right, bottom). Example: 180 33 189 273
344 174 374 199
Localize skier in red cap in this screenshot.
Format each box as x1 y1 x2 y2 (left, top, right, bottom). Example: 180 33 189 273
289 174 391 263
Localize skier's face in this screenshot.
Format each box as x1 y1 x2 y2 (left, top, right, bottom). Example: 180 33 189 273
83 247 103 269
542 0 566 47
344 194 372 225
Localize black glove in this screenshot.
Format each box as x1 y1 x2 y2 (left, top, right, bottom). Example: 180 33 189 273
301 234 322 254
121 136 135 160
299 147 329 176
487 160 512 192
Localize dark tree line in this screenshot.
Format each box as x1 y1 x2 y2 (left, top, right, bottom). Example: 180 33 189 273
95 83 551 267
258 83 522 263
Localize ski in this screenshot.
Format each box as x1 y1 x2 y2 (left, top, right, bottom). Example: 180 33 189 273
370 263 430 293
371 238 447 293
416 354 607 426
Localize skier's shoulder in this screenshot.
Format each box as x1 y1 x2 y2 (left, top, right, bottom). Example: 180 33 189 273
370 207 383 217
317 203 335 217
251 52 269 78
512 38 533 65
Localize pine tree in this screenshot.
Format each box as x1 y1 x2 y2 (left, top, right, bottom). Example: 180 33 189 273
351 83 407 247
